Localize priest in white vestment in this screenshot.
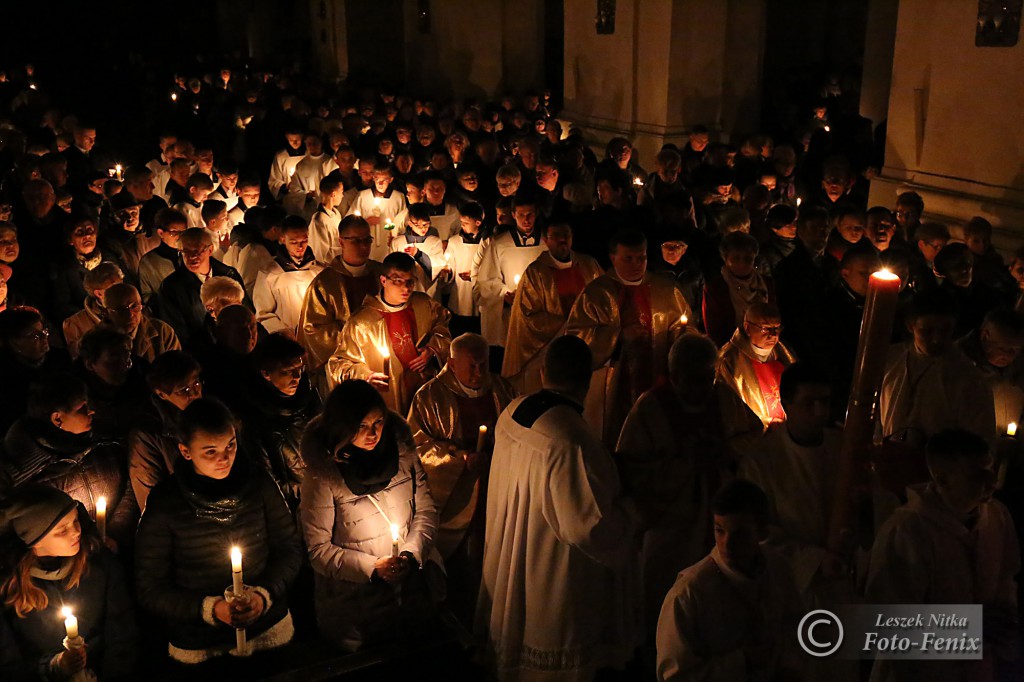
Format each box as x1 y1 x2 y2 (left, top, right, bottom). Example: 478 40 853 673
477 335 642 682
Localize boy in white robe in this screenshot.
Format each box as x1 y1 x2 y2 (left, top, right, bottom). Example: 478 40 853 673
254 219 324 335
656 479 806 682
346 160 408 262
307 175 345 263
267 129 305 199
866 429 1020 682
283 132 336 221
392 204 446 297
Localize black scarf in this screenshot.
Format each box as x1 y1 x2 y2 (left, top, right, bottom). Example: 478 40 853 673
176 452 256 523
335 427 400 496
274 246 317 272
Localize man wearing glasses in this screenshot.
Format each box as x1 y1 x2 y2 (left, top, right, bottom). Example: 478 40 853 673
138 208 188 305
103 283 180 362
716 302 797 428
329 252 451 414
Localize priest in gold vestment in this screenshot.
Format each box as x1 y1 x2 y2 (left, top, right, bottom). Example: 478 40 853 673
328 252 452 414
565 229 693 446
407 333 518 621
297 216 384 385
502 220 602 394
717 302 798 428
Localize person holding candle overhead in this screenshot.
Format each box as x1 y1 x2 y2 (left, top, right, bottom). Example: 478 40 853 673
406 333 518 623
0 485 137 680
565 228 694 447
134 398 303 664
502 218 602 394
328 252 451 415
299 379 442 651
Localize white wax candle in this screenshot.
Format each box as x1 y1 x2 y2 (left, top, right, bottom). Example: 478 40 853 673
1008 422 1018 437
390 523 400 558
230 546 243 595
95 497 107 539
476 425 488 452
61 607 78 640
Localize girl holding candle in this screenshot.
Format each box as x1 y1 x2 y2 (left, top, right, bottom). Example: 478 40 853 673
134 399 302 664
0 485 136 680
300 379 442 651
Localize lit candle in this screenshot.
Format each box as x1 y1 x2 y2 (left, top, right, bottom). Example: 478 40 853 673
171 92 177 102
824 125 831 133
513 274 521 289
1008 422 1018 437
444 251 451 263
61 607 78 640
114 164 123 182
633 175 644 187
95 497 107 540
378 343 391 387
476 424 488 452
353 208 362 217
29 83 37 91
390 523 400 558
796 197 802 207
680 314 688 328
230 546 243 596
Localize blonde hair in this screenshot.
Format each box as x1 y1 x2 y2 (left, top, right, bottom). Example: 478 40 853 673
200 276 244 317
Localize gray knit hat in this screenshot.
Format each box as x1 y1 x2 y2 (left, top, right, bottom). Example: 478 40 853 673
0 485 79 547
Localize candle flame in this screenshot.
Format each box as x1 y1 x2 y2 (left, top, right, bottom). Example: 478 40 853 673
96 497 107 514
824 125 831 132
796 197 802 207
390 523 400 543
353 208 362 217
61 606 72 618
680 314 688 325
230 546 241 564
479 425 488 434
1009 422 1018 437
114 164 122 173
513 274 521 287
444 251 451 261
378 344 390 360
873 268 900 281
171 93 177 101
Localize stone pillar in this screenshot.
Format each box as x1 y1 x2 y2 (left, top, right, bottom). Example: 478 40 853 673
859 0 899 126
562 0 766 166
867 0 1024 251
309 0 349 80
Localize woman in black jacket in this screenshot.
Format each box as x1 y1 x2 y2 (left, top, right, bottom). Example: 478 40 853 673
0 485 137 681
0 306 72 436
135 398 302 665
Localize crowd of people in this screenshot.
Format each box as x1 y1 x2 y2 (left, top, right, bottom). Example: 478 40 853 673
0 57 1022 682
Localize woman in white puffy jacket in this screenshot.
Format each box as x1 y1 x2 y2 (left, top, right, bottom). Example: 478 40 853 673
299 379 443 651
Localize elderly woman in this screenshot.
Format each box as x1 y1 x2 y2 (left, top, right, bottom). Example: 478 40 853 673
299 379 442 651
135 398 303 665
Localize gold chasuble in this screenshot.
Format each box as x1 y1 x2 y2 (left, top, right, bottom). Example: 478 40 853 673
297 257 385 374
328 292 451 414
716 328 798 428
407 367 518 556
566 272 693 446
502 251 603 394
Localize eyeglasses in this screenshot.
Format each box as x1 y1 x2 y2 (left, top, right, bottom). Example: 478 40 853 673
385 275 417 288
747 322 783 335
342 236 374 246
110 302 143 314
172 379 203 397
0 238 17 247
72 226 97 237
18 328 49 342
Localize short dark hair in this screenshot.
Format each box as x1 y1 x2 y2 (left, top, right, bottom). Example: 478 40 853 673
926 429 989 473
146 350 201 393
186 173 215 192
320 175 343 194
407 203 432 223
200 199 227 223
963 217 992 240
719 231 759 258
458 201 485 222
178 398 238 444
896 191 924 213
609 228 646 254
27 374 87 421
339 215 370 234
0 306 45 344
543 335 592 391
382 252 417 274
251 333 306 374
906 287 957 322
282 214 308 233
78 327 130 364
779 362 831 404
840 244 881 270
765 204 797 232
155 208 188 231
258 206 288 235
983 307 1024 337
711 479 770 525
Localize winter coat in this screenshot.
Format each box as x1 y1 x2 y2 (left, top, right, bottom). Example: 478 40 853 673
128 396 184 511
0 349 72 437
236 373 320 509
0 418 136 549
156 260 249 348
134 455 303 660
299 413 442 650
0 533 137 681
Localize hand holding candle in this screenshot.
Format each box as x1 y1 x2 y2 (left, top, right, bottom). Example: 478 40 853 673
95 497 106 540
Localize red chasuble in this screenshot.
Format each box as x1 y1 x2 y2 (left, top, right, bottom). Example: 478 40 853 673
751 359 786 422
551 265 587 314
454 394 499 450
618 283 654 403
382 307 420 394
345 274 378 315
